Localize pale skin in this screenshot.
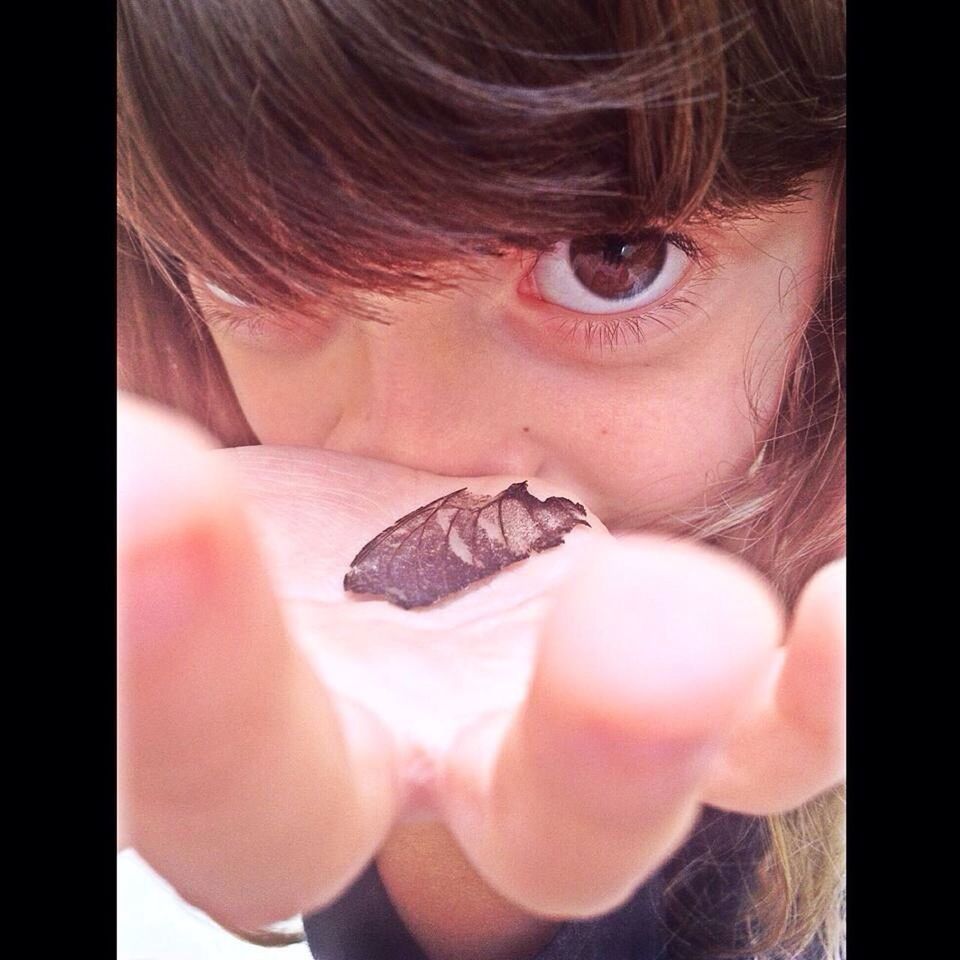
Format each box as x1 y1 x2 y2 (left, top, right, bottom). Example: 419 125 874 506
117 176 844 960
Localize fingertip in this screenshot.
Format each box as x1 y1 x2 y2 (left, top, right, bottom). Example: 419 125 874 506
778 557 846 734
118 393 239 549
117 423 245 672
701 557 846 813
118 392 219 478
792 556 846 641
535 535 784 744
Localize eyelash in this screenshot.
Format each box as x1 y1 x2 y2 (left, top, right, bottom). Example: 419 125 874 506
194 230 715 353
550 296 696 351
524 232 715 355
192 291 284 345
203 305 269 336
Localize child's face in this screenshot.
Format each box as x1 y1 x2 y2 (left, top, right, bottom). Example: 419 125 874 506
191 176 831 529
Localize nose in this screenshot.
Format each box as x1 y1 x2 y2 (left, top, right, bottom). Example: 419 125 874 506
325 404 533 478
320 302 541 479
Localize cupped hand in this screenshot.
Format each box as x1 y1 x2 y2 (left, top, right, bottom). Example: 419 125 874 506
118 394 844 928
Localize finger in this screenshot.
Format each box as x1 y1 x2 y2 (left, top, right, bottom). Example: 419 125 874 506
702 557 846 814
440 536 782 918
118 394 398 928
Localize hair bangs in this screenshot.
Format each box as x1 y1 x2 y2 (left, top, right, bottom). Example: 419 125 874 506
118 0 844 308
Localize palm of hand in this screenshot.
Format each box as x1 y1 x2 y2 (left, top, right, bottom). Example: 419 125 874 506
229 445 607 789
119 397 844 929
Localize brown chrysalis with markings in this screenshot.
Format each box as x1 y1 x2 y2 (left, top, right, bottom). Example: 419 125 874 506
343 482 590 609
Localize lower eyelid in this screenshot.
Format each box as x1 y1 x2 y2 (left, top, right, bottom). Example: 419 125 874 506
504 294 705 365
554 315 648 352
200 309 274 347
197 302 336 351
194 301 259 335
557 299 692 347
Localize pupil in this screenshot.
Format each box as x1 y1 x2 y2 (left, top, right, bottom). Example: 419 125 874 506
602 238 628 263
569 234 666 301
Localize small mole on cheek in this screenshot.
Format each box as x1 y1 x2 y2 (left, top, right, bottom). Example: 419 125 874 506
600 427 608 436
522 426 530 433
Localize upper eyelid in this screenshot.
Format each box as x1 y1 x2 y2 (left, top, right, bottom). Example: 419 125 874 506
524 229 718 288
190 229 719 321
662 231 708 265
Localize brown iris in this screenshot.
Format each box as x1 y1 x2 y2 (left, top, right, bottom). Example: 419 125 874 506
568 234 667 301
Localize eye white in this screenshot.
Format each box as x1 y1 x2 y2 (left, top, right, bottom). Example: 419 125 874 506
203 280 250 308
531 239 689 315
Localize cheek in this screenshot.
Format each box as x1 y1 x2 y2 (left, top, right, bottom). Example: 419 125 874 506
211 334 348 445
541 281 806 526
547 365 761 526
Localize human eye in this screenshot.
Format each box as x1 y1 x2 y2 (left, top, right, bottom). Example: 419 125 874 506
513 230 712 360
188 272 320 350
188 275 273 341
529 232 698 315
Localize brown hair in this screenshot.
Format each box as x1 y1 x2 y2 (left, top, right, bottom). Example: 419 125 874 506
118 1 845 957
